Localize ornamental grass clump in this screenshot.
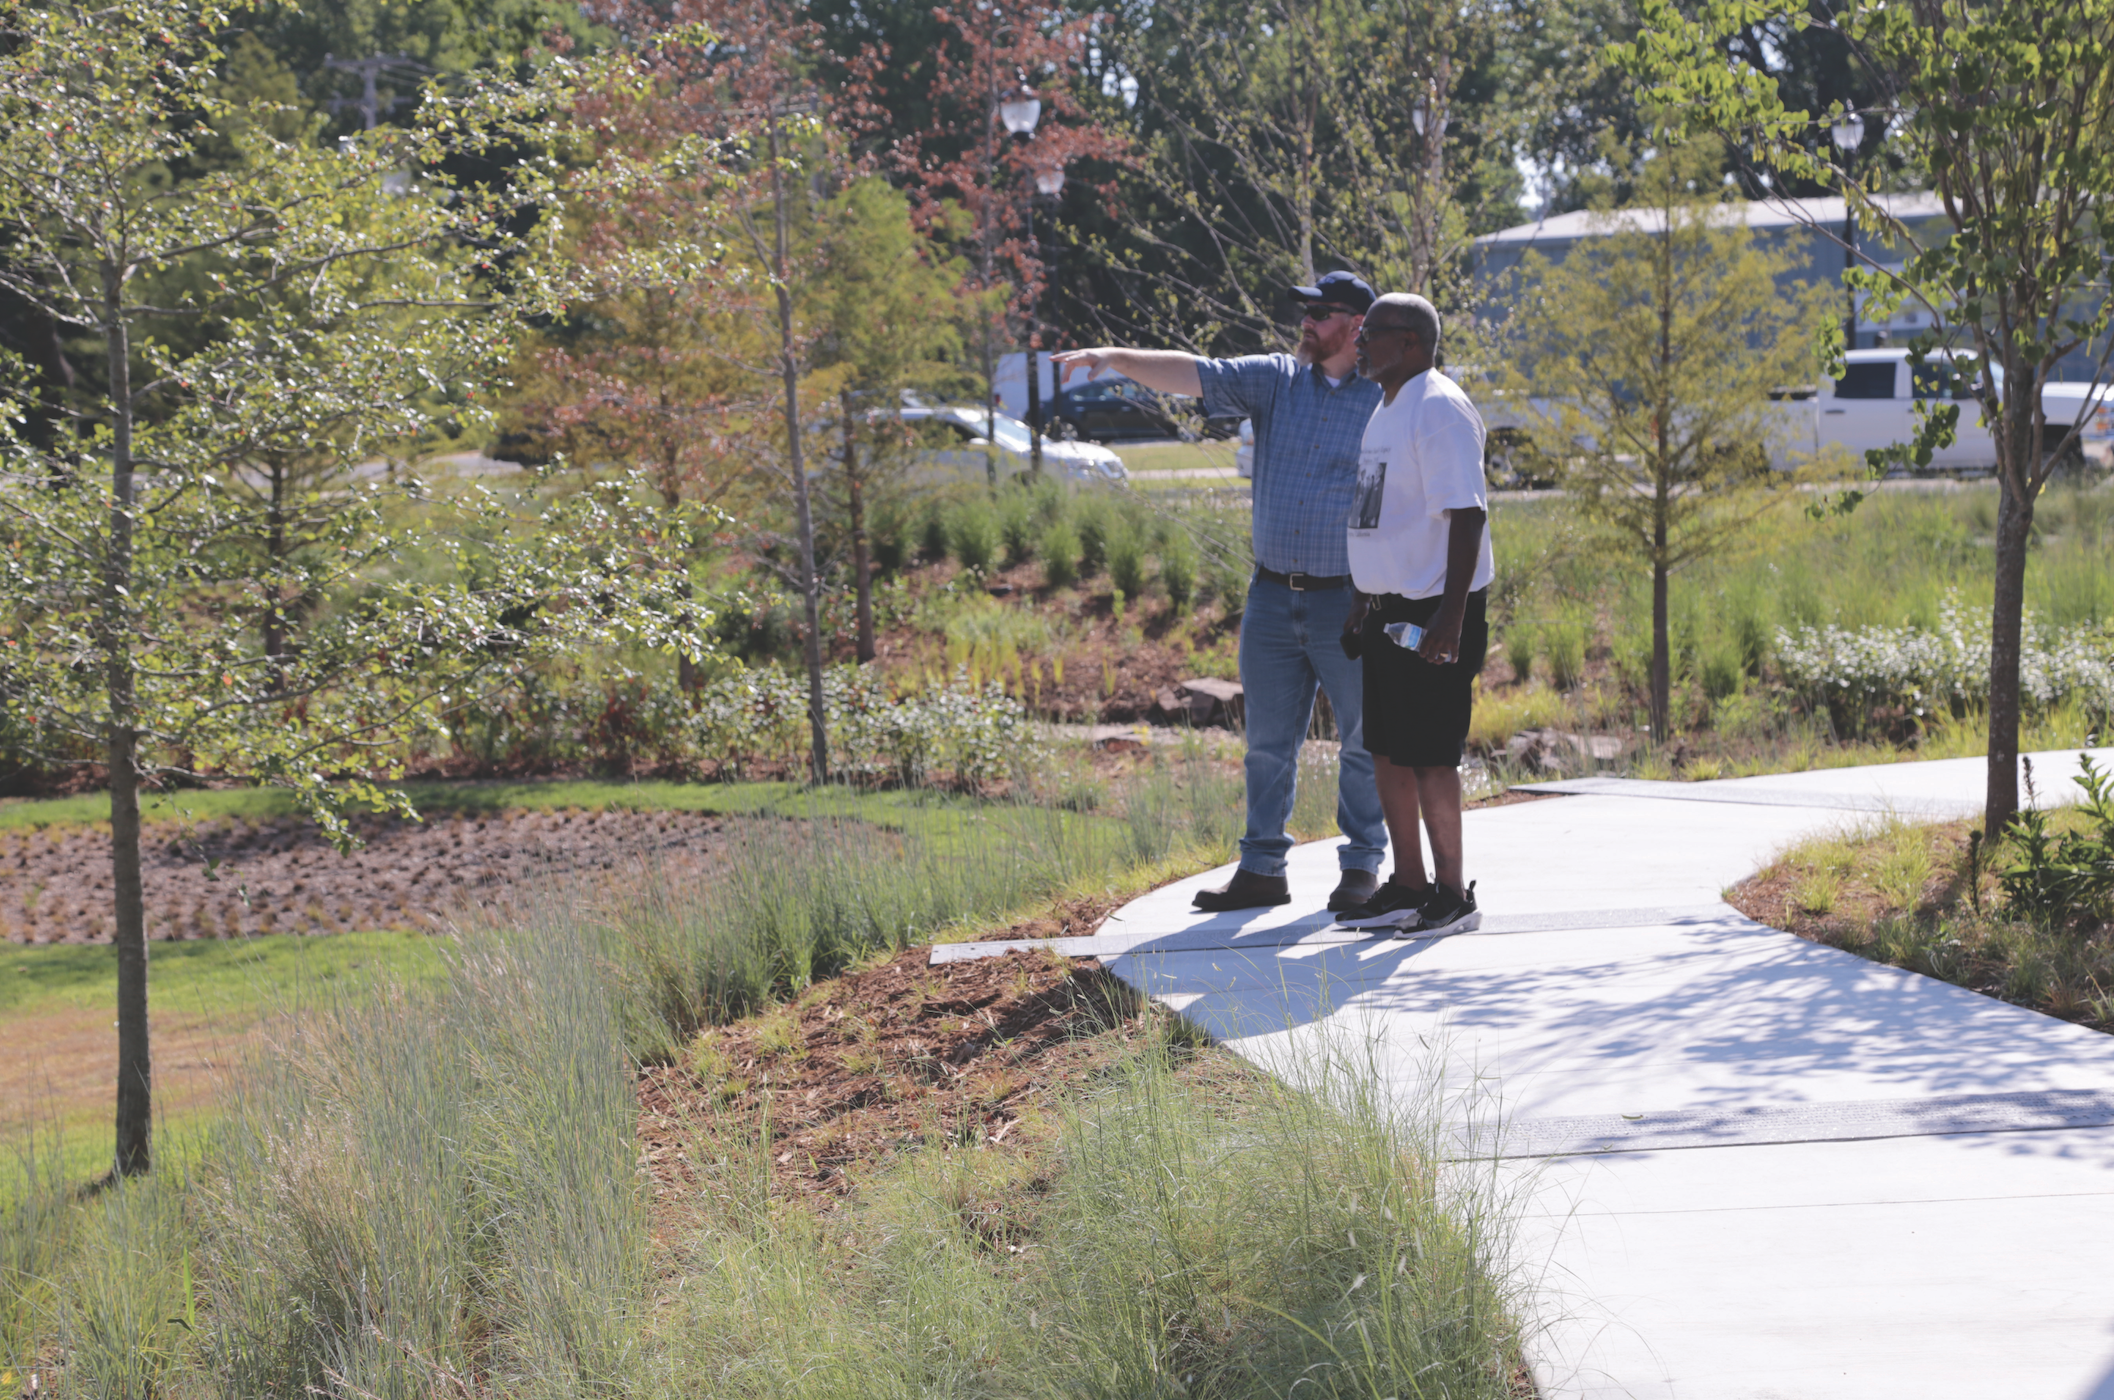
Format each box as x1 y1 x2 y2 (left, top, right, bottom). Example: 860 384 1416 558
1039 519 1082 589
1108 527 1150 600
607 750 1249 1053
1159 527 1199 610
947 499 1000 574
665 1033 1530 1400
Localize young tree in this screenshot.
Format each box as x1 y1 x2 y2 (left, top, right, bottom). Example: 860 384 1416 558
562 0 979 762
503 216 777 692
1618 0 2114 830
808 178 968 662
0 0 706 1177
1499 151 1837 740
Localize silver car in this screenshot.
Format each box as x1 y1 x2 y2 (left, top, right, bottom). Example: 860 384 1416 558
893 404 1128 484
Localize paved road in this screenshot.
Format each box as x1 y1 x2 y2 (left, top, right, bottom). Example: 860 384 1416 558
938 749 2114 1399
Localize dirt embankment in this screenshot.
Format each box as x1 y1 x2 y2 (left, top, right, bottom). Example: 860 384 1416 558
0 807 731 944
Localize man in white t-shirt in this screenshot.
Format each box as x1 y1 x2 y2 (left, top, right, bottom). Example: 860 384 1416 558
1333 293 1492 935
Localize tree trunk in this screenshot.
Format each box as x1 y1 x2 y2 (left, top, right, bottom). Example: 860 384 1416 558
102 265 151 1177
676 603 701 693
1297 83 1318 286
843 391 875 665
663 453 701 694
1649 549 1671 745
110 727 148 1177
770 118 829 782
263 456 287 679
1984 455 2035 834
1648 221 1674 746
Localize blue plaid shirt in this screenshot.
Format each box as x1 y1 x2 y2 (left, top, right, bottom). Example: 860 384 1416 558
1197 353 1382 578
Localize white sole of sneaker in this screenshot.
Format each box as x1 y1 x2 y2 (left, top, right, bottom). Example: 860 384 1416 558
1336 908 1421 931
1408 910 1481 936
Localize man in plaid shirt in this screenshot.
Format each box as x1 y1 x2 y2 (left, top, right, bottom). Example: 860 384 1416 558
1053 271 1387 912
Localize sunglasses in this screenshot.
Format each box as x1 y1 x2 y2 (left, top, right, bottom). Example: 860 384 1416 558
1354 323 1413 343
1300 304 1354 322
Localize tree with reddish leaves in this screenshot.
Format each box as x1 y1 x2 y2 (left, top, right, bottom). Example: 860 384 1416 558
887 0 1128 444
499 1 834 770
518 0 973 767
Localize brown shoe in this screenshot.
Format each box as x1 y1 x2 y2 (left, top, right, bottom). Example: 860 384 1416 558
1192 868 1291 911
1326 869 1381 912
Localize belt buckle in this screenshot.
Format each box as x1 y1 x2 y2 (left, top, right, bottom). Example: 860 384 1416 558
1288 571 1307 591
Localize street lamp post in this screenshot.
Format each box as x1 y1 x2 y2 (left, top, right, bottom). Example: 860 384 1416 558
998 87 1045 474
1026 165 1067 476
1832 106 1867 353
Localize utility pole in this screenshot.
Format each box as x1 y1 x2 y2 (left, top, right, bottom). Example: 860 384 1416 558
1831 107 1868 352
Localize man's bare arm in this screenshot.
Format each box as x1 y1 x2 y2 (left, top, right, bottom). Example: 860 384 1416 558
1416 507 1486 666
1048 348 1204 397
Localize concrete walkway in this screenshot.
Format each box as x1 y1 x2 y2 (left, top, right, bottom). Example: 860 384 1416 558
937 749 2114 1398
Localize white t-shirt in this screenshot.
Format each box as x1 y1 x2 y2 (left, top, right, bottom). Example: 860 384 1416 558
1346 369 1494 599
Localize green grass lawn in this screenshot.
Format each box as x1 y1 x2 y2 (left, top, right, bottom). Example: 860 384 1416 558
1112 438 1244 478
0 927 448 1021
3 929 449 1189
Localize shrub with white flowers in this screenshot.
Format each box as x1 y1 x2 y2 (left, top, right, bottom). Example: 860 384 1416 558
1776 595 2114 732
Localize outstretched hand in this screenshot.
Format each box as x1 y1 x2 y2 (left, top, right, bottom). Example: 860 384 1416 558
1049 348 1116 386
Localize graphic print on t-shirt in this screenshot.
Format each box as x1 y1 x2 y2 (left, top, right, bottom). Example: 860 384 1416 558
1350 454 1387 530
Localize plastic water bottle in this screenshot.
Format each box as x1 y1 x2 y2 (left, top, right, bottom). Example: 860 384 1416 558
1384 621 1425 650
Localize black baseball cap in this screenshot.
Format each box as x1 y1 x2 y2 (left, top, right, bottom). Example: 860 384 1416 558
1290 270 1375 313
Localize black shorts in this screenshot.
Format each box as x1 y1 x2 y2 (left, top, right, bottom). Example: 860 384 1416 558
1360 589 1488 767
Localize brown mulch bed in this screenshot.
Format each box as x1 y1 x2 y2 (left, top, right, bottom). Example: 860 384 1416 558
636 945 1161 1207
0 807 732 944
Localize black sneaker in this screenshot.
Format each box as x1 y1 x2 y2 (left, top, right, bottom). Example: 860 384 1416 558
1335 880 1432 931
1412 881 1480 935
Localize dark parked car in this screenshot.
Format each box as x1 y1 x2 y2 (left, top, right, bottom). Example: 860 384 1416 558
1050 377 1240 443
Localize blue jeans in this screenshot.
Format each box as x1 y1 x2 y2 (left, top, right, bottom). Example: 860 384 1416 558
1236 575 1387 878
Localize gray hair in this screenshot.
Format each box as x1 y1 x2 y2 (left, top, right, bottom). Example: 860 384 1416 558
1369 292 1441 351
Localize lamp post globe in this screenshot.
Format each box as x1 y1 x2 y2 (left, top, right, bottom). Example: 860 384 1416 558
1034 166 1065 196
1831 108 1866 156
999 90 1042 138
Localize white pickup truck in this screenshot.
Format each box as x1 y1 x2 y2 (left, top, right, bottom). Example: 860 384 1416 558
1782 349 2114 475
1482 347 2114 484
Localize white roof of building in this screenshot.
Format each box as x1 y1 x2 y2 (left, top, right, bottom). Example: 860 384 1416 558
1475 192 1948 247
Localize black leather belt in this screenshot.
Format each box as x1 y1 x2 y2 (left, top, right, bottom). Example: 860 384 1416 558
1255 566 1350 591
